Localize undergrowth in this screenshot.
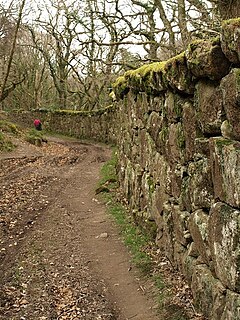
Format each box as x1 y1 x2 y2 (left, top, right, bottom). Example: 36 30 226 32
0 120 20 151
0 119 48 150
0 132 15 151
0 120 21 135
25 128 46 146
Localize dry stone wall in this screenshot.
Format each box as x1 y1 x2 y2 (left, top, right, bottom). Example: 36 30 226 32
6 18 240 320
9 106 118 144
113 19 240 320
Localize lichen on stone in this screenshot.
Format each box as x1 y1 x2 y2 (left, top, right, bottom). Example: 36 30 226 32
177 123 186 150
221 18 240 64
186 38 230 81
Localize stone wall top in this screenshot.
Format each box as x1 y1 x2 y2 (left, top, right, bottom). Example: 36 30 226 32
113 17 240 320
112 19 240 100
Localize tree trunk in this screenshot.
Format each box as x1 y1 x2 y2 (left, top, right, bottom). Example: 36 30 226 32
0 0 26 106
178 0 189 48
154 0 176 54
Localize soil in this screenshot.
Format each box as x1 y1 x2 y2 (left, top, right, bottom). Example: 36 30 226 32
0 135 205 320
0 135 162 320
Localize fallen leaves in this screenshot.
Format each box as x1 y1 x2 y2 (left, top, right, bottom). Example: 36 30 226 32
0 138 117 320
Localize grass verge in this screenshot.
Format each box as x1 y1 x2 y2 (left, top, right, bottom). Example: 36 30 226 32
97 147 190 320
97 147 153 274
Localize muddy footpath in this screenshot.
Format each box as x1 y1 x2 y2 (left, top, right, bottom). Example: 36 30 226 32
0 136 164 320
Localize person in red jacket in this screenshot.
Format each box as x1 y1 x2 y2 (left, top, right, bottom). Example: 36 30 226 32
33 119 42 131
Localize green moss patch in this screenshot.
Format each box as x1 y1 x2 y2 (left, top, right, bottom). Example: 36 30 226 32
0 120 22 152
125 61 166 79
112 50 195 98
165 52 186 68
0 132 15 152
215 138 233 151
222 18 240 27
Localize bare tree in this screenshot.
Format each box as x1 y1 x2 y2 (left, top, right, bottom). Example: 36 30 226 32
28 0 85 109
7 27 53 110
178 0 189 47
0 0 26 107
1 0 224 111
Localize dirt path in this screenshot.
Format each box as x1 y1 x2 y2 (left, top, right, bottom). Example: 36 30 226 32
0 136 160 320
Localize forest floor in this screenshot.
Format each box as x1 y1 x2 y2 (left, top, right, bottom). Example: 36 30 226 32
0 133 205 320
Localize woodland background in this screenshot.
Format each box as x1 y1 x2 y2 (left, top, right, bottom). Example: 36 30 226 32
0 0 239 111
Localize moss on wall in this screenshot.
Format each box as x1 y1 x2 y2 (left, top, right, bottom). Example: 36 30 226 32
7 104 118 144
114 26 240 320
222 18 240 27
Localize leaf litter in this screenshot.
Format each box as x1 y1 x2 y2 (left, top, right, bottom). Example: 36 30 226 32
0 138 117 320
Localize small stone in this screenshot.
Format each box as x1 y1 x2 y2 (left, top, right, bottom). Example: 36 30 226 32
99 233 108 238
